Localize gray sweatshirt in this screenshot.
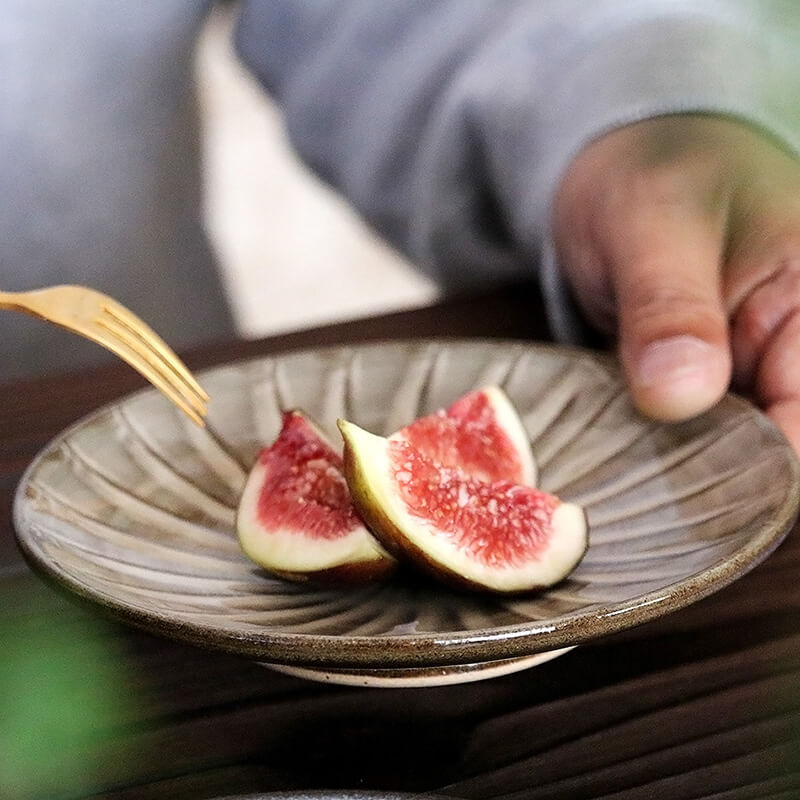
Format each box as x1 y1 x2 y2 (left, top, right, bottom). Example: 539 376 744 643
2 0 799 378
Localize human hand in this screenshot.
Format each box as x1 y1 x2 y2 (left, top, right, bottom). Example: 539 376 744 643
553 114 800 453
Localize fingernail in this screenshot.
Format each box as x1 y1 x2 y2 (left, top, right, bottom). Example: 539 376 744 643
635 335 720 389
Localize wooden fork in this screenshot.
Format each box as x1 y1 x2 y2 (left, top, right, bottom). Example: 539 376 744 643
0 285 209 426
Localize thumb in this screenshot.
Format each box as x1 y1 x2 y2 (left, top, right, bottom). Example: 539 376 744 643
608 208 732 422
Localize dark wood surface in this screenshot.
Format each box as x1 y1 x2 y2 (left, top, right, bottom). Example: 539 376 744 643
2 283 799 800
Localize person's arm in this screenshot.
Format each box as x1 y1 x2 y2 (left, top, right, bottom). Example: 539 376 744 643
235 1 800 449
235 1 800 319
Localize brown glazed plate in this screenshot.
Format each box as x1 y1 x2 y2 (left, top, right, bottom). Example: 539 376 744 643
13 339 800 687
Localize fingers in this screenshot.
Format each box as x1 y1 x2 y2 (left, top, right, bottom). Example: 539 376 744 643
748 302 800 445
723 151 800 449
555 116 735 422
601 194 732 421
555 115 800 447
766 399 800 454
725 183 800 391
730 259 800 389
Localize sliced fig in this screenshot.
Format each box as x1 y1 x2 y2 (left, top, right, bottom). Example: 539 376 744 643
339 419 587 594
236 410 395 583
393 386 537 485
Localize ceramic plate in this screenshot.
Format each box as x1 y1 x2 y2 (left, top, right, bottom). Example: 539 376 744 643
13 340 800 687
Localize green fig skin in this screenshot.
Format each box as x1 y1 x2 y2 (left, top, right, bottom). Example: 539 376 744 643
340 422 433 575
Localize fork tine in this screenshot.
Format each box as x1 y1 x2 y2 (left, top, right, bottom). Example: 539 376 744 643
95 311 208 413
96 305 209 411
100 299 210 403
83 325 207 426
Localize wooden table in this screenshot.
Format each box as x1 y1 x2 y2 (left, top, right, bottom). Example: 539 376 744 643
2 283 799 800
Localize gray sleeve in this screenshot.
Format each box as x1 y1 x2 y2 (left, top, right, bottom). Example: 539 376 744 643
235 0 800 340
0 0 235 379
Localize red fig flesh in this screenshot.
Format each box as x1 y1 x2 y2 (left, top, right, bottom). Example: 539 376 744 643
394 386 537 485
236 411 395 583
339 420 587 594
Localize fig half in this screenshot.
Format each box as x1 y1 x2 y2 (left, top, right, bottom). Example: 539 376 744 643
339 420 588 594
393 386 537 486
236 410 395 583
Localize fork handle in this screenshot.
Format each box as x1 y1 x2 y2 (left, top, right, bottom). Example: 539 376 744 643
0 290 35 312
0 290 52 319
0 289 21 305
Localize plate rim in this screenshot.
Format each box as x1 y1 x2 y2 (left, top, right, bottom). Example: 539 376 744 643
13 338 800 669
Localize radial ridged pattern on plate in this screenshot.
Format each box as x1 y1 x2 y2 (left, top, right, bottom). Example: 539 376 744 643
13 340 800 671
